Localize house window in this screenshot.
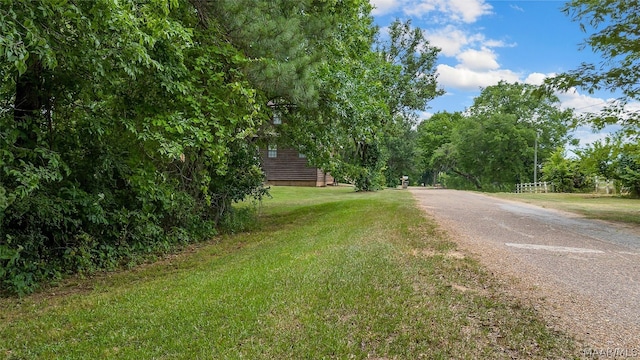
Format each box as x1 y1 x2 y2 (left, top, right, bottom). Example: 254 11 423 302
268 144 277 158
272 112 281 125
298 153 306 158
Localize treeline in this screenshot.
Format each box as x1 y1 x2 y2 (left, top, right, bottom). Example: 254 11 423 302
412 81 573 191
393 0 640 195
0 0 442 294
542 138 640 195
409 81 640 195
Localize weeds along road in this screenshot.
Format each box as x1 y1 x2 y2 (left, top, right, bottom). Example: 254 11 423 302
410 188 640 349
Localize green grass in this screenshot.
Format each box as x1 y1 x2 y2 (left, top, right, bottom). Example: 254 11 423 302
0 186 577 359
490 192 640 225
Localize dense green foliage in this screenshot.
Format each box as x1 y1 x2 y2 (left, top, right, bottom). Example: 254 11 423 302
414 77 637 194
416 82 573 191
0 0 272 294
0 0 442 293
540 148 592 193
279 19 443 191
573 139 640 196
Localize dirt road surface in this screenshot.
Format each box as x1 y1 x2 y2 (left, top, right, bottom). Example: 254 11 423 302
410 188 640 350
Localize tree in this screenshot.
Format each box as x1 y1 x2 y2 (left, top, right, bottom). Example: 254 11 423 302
615 150 640 196
449 113 532 189
541 148 575 192
329 19 443 191
469 81 573 150
416 112 461 185
204 0 375 109
383 119 420 187
577 139 640 196
416 82 573 190
0 0 275 294
278 18 443 191
324 51 392 191
377 20 444 120
574 138 619 180
338 19 444 190
547 1 640 136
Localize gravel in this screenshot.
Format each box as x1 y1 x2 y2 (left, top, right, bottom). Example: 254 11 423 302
410 188 640 350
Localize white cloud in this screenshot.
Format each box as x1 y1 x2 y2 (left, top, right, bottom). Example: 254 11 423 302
456 48 499 71
424 26 512 59
556 88 610 114
403 2 438 17
436 64 521 91
418 110 434 120
483 39 516 48
424 26 469 56
370 0 492 23
446 0 493 23
424 26 491 57
571 126 614 147
370 0 401 15
404 0 492 23
510 4 524 12
524 72 549 86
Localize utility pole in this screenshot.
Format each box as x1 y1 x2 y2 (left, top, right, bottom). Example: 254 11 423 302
534 131 539 183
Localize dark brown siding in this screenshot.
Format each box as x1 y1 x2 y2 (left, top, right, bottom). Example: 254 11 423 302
260 148 316 180
260 147 333 187
316 168 335 187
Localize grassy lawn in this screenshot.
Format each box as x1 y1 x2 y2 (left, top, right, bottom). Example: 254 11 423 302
0 187 577 359
490 192 640 225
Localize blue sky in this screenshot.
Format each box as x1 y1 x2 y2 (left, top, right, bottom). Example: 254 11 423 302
370 0 624 146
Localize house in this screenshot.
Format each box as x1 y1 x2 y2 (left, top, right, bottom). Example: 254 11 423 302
260 145 334 187
259 103 334 187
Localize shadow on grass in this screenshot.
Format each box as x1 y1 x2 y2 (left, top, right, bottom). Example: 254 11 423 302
257 197 380 231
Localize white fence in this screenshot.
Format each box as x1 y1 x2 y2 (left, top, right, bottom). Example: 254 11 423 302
515 181 552 193
594 176 616 194
516 177 624 194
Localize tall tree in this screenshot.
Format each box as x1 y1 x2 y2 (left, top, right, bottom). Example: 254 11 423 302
418 82 573 190
337 19 443 190
546 0 640 137
276 17 443 191
204 0 370 108
450 113 532 189
416 112 461 185
468 82 573 182
469 81 573 149
377 20 444 121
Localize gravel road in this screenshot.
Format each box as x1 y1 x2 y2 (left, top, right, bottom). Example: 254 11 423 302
410 188 640 350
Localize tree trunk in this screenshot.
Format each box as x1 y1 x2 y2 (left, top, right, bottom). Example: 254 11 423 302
452 168 482 189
